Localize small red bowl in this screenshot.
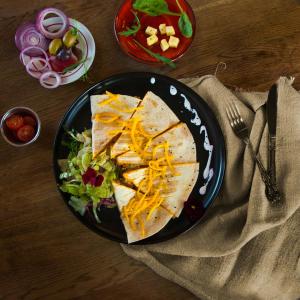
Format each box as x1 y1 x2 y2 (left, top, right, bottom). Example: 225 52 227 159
114 0 196 65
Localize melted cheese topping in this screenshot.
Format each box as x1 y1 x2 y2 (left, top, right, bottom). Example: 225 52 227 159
99 91 180 237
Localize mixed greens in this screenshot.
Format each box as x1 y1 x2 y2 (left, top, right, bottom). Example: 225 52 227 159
59 129 118 222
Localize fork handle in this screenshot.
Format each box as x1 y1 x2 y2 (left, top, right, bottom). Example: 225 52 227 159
247 141 281 203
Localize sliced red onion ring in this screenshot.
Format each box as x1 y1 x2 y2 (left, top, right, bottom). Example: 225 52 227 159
20 46 49 66
39 71 61 89
25 57 51 79
15 22 50 55
36 8 69 39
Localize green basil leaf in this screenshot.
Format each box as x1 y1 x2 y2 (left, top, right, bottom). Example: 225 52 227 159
133 0 172 16
178 12 193 38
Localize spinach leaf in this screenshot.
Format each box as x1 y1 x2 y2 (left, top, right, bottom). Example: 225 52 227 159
178 12 193 38
133 39 176 68
133 0 174 16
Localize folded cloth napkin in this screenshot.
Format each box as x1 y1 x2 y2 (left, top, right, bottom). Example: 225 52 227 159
122 76 300 300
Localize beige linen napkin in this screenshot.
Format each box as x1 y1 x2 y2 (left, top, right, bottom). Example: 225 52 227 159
122 76 300 300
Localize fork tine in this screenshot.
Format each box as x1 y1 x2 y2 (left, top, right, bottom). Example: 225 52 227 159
226 104 235 121
229 102 240 120
225 107 233 122
226 107 236 128
234 103 245 122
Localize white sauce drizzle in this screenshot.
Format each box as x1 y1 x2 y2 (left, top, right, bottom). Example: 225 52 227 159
191 111 201 126
199 169 214 195
181 94 201 126
201 125 214 179
150 77 156 84
170 85 177 95
180 93 214 195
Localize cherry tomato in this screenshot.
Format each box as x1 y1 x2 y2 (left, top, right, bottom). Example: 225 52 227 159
17 125 35 142
23 115 37 127
5 114 24 130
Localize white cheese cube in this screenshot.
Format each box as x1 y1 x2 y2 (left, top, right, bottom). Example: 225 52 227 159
145 26 158 36
147 35 158 46
160 39 170 52
169 36 180 48
159 24 167 35
166 26 175 36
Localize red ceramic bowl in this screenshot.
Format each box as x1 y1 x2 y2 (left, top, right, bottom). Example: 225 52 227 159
114 0 196 65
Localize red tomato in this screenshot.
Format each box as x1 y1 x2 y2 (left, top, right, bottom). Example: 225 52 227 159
5 114 24 130
23 115 37 127
17 125 35 142
50 54 78 73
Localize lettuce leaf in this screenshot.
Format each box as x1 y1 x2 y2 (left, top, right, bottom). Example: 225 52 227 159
68 196 88 216
59 129 118 223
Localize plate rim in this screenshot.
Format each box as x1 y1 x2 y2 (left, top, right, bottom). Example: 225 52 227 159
52 71 226 244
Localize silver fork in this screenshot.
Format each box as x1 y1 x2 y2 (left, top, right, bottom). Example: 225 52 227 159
226 102 281 203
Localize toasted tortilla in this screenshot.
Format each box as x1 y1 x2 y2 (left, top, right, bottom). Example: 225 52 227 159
123 163 200 217
117 123 197 166
90 94 140 158
112 181 136 208
112 181 174 244
111 91 179 158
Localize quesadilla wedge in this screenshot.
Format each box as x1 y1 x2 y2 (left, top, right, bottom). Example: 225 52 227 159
112 181 136 208
112 181 176 244
123 163 200 217
91 92 141 158
111 91 179 158
116 123 197 166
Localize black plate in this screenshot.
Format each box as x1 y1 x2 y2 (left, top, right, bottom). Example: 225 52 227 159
53 72 225 244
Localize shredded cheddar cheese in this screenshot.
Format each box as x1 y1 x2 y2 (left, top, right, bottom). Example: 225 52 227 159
98 91 120 106
98 91 142 114
120 117 180 236
96 93 181 237
94 112 120 123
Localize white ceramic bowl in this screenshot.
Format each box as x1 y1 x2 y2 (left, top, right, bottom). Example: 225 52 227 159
21 17 96 86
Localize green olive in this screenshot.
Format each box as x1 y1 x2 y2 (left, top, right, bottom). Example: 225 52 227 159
49 38 63 56
63 29 78 48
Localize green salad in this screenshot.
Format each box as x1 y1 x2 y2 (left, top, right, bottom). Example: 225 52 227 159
59 129 119 222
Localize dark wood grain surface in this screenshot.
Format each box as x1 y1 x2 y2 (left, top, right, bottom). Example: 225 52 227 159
1 0 300 299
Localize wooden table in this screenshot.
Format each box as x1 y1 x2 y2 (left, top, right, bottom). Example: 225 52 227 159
1 0 300 299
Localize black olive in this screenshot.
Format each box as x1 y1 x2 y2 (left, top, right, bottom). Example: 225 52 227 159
56 47 72 61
